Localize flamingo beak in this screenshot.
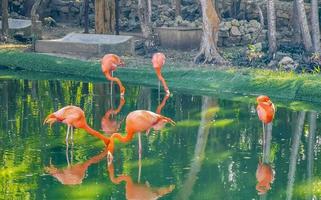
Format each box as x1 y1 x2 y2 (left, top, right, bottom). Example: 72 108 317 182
119 59 125 67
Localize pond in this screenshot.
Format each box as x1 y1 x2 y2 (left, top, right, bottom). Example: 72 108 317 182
0 77 320 200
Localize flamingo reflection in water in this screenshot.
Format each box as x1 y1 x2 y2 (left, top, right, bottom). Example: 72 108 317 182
101 96 126 135
45 149 109 185
108 162 175 200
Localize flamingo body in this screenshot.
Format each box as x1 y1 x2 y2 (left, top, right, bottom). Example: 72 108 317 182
101 54 126 95
152 52 170 94
256 95 275 124
44 106 110 145
107 110 175 158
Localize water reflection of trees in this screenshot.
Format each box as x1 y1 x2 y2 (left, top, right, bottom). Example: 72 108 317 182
1 79 321 199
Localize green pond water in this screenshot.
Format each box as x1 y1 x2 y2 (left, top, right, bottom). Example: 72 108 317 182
0 77 321 200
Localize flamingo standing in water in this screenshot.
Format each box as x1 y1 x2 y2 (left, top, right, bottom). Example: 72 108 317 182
256 95 275 125
44 106 110 146
101 54 126 96
152 53 170 94
256 95 275 158
107 110 175 163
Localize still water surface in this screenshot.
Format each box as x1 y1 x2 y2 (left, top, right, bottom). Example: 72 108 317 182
0 78 321 200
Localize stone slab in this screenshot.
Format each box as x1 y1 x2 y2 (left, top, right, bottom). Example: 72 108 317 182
35 33 135 57
155 27 202 50
0 18 42 37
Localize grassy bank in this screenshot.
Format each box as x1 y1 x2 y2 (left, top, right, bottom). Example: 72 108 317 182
1 50 321 109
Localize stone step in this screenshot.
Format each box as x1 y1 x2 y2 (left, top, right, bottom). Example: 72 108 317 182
35 33 135 57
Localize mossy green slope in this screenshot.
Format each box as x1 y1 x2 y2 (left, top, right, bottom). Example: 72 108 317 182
1 50 321 105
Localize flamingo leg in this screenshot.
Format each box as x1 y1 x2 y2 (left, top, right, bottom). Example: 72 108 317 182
138 132 142 161
70 126 74 144
158 80 161 102
138 154 142 183
66 141 70 166
110 71 113 100
262 122 265 158
66 125 70 144
71 137 74 165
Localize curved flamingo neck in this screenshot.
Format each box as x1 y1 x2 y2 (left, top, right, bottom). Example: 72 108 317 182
83 123 110 145
105 72 118 81
108 131 134 153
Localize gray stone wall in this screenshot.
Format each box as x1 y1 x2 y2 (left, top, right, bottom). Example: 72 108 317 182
3 0 318 46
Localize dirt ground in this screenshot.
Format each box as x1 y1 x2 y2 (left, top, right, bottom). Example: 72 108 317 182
1 22 244 69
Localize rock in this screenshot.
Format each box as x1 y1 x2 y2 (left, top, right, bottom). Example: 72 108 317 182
241 34 251 44
220 22 230 32
43 17 57 27
230 26 241 36
175 16 183 24
219 30 230 38
60 6 69 13
249 20 261 29
225 21 232 29
231 19 240 27
278 56 298 71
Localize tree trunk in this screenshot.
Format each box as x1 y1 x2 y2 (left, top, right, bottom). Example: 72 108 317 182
286 111 306 200
31 0 42 50
176 96 218 200
294 0 313 53
115 0 120 35
194 0 226 65
172 0 181 17
311 0 320 53
267 0 277 58
138 0 156 52
95 0 115 34
147 0 152 23
292 2 301 45
1 0 9 39
84 0 89 33
307 112 317 200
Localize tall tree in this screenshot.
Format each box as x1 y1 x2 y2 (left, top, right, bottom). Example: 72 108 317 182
115 0 120 35
95 0 115 34
83 0 89 33
31 0 42 50
172 0 181 17
176 96 218 199
286 111 306 200
138 0 156 52
194 0 226 64
1 0 9 40
311 0 320 53
292 2 301 45
294 0 312 53
267 0 277 58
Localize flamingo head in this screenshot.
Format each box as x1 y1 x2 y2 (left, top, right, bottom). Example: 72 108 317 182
152 52 166 68
43 113 58 127
256 95 272 104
